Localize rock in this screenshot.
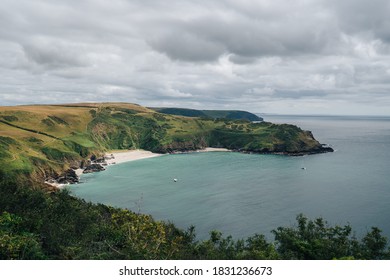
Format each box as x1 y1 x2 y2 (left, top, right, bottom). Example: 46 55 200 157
83 163 105 174
318 146 334 153
56 169 79 184
79 159 90 169
94 157 106 164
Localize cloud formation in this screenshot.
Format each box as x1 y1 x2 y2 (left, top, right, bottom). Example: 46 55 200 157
0 0 390 115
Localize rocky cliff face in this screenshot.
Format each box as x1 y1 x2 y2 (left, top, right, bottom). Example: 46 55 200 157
83 164 105 174
56 169 79 184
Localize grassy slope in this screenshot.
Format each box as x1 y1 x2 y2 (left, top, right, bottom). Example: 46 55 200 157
0 102 327 185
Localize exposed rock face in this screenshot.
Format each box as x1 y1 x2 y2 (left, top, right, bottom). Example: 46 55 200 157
79 159 90 169
94 157 106 164
83 163 105 174
56 169 79 184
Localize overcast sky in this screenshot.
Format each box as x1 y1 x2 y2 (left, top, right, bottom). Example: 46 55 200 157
1 0 390 115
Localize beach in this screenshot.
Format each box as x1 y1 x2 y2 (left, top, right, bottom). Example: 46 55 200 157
200 147 230 152
105 149 164 164
104 148 230 165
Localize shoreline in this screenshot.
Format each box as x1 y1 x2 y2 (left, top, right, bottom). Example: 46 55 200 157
170 147 231 154
47 147 231 189
104 149 164 165
46 146 331 189
103 148 231 164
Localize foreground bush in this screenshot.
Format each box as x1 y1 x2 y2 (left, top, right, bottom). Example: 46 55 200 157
0 178 389 260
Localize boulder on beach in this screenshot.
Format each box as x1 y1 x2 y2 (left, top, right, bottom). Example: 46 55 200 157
83 163 105 174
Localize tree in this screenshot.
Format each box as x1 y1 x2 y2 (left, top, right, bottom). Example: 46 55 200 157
361 227 388 259
273 214 356 259
0 212 45 259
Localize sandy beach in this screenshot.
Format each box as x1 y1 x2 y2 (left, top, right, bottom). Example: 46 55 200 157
105 148 230 165
105 149 164 165
199 147 231 152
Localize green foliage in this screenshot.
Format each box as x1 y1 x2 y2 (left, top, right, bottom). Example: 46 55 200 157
0 138 13 161
26 137 43 144
0 180 193 259
152 108 208 118
0 177 388 260
153 113 168 122
209 129 255 150
272 214 390 260
0 212 45 259
63 140 93 157
89 109 97 118
241 234 279 259
0 136 17 146
0 137 47 180
115 108 138 115
152 108 263 121
361 227 388 259
41 147 78 161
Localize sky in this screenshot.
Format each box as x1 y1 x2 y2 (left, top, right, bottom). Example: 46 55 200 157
1 0 390 115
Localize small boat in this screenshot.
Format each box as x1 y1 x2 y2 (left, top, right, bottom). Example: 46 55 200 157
301 167 306 170
173 178 178 182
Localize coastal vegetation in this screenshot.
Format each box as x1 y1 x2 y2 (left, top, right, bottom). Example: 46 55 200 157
150 107 263 121
0 102 331 187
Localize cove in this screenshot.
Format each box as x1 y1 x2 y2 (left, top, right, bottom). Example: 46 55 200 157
69 115 390 240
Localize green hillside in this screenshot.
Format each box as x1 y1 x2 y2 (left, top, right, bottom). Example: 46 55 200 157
151 107 263 121
0 102 331 186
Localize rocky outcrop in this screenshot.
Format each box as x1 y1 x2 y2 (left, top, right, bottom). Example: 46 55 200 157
45 156 110 187
57 169 79 184
83 163 105 174
235 144 334 156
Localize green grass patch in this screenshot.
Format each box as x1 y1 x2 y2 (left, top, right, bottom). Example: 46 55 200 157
41 147 78 161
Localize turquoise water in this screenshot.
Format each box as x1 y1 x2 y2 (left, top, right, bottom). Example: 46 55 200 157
69 115 390 240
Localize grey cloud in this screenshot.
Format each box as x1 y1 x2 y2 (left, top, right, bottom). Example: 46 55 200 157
329 0 390 44
147 9 342 62
145 2 343 63
354 63 390 84
148 31 225 62
228 54 258 65
22 39 91 69
274 90 328 100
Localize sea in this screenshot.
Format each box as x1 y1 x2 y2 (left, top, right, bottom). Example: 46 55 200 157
68 115 390 240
